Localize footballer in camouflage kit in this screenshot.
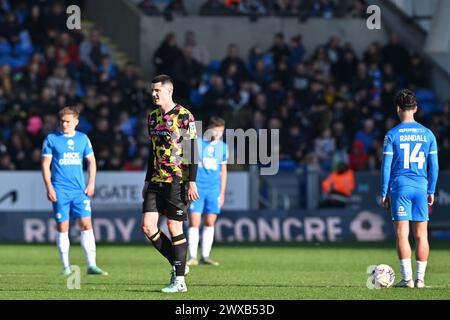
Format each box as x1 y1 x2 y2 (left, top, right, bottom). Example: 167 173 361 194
141 75 199 293
146 105 197 184
144 104 198 221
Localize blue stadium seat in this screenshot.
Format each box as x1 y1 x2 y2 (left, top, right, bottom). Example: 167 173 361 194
415 88 440 116
189 88 203 108
278 160 298 171
0 41 12 65
207 60 221 73
75 83 86 97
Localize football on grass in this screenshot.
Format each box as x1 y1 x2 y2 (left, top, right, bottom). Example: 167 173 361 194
371 264 395 288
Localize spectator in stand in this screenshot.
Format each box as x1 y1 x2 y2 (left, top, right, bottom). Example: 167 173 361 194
203 73 229 117
288 34 305 67
271 0 303 16
250 58 272 89
406 53 428 88
314 128 336 171
325 35 342 65
0 64 13 98
118 62 139 100
45 1 67 32
349 140 368 171
349 0 366 18
268 32 290 68
381 33 410 79
332 49 358 85
56 32 80 70
138 0 160 15
238 0 267 15
24 5 46 48
153 32 182 76
199 0 236 15
363 41 382 65
79 30 113 72
173 45 204 101
320 161 355 208
0 153 16 170
1 12 23 46
220 43 248 82
45 65 73 98
184 30 210 67
163 0 188 20
354 118 378 153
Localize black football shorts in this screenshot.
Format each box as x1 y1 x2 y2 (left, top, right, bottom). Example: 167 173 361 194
143 179 189 221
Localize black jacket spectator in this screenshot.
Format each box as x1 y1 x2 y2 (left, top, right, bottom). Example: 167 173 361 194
153 33 183 76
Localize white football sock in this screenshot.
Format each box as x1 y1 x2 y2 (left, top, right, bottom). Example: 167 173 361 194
416 260 428 281
188 227 199 260
400 258 413 281
80 229 97 267
56 232 70 268
176 276 185 285
202 226 215 259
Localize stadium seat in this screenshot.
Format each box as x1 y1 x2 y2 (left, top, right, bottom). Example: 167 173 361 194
189 88 203 108
415 88 440 116
0 41 13 65
277 160 298 172
207 60 221 73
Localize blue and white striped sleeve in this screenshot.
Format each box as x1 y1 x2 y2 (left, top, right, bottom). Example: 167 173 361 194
381 133 394 197
427 132 439 194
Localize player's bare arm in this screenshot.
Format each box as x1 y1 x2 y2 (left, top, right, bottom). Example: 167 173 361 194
428 194 434 206
85 154 96 197
42 155 57 202
381 196 390 211
219 163 227 208
188 181 199 202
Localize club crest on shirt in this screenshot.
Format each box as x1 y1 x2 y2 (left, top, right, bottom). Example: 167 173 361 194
67 139 75 151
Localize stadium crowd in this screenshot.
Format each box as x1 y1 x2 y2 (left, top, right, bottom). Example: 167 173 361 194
1 0 450 175
136 0 365 18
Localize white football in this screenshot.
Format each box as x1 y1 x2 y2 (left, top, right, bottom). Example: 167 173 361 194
372 264 395 288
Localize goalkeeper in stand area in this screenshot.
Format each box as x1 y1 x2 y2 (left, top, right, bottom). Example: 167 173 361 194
381 89 439 288
141 74 199 293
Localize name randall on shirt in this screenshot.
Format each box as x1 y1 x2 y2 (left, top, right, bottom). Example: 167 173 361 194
399 135 427 142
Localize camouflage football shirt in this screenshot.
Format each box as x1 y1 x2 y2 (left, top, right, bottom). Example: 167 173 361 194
147 105 197 183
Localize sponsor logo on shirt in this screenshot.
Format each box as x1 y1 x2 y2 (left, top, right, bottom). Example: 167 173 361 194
59 152 82 165
189 122 197 135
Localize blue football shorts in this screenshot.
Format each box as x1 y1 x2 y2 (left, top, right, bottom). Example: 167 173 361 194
190 188 221 214
390 186 428 222
52 189 92 223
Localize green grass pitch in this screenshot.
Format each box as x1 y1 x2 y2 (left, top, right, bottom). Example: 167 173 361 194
0 242 449 300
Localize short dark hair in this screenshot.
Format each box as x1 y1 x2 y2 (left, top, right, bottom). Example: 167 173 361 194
208 116 225 128
394 89 417 110
151 74 173 85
